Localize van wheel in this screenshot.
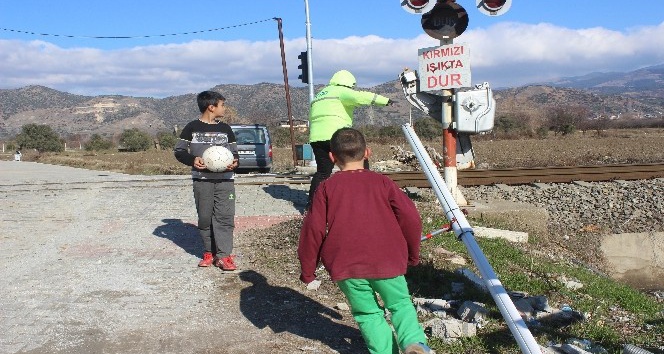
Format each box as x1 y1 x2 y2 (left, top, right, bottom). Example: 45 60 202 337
259 168 272 173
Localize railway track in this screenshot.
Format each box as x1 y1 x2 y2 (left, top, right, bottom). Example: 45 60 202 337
384 163 664 188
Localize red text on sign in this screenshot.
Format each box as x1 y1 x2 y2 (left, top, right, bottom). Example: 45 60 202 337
426 60 464 72
427 74 462 88
421 46 465 59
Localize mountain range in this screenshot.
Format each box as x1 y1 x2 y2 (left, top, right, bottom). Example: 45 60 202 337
1 64 663 140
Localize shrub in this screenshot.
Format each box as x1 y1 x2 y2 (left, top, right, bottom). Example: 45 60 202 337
85 134 114 151
413 118 444 140
15 123 64 152
157 131 178 150
119 128 152 152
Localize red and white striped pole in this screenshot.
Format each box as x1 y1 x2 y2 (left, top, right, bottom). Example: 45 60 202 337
440 37 468 206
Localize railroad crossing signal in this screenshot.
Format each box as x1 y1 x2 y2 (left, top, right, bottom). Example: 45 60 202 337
401 0 512 18
297 51 309 84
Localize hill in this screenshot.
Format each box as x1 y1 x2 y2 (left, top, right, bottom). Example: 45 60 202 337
1 64 663 140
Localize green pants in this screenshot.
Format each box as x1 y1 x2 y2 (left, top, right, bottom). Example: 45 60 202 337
337 276 427 354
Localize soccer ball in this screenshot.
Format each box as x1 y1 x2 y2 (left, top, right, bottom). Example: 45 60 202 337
202 145 234 172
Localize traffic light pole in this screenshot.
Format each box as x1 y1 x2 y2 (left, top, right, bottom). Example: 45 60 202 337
303 0 314 103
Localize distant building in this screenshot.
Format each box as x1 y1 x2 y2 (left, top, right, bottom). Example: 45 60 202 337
280 118 308 131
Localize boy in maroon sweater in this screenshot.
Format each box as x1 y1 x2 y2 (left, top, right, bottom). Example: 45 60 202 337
298 128 430 354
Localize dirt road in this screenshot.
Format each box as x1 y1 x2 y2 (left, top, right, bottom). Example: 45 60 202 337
0 161 363 354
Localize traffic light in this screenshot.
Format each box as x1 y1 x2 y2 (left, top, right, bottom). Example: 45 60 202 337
400 0 437 14
297 51 309 84
476 0 512 16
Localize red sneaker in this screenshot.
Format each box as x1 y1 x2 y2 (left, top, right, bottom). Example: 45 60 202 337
215 255 237 271
198 252 214 267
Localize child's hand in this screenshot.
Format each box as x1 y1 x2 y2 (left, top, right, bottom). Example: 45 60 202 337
226 159 239 171
193 156 206 170
299 272 316 284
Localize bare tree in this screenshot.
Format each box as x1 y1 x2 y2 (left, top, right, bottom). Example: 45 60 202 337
546 105 590 136
582 116 612 136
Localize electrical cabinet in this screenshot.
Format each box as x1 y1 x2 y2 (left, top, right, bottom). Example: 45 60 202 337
453 82 495 134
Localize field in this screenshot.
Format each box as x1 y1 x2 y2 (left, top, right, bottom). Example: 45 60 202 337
7 128 664 174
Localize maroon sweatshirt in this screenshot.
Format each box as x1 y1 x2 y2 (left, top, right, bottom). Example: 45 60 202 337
298 169 422 283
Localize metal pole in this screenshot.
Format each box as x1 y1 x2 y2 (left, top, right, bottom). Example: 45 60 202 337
274 18 298 167
401 123 542 354
303 0 314 103
440 38 467 205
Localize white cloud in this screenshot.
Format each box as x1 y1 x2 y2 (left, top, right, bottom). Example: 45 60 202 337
1 21 663 97
464 22 664 86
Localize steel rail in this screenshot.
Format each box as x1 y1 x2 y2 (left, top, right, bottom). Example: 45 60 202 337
386 163 664 188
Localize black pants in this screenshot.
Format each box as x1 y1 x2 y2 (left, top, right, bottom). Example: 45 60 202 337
307 140 369 207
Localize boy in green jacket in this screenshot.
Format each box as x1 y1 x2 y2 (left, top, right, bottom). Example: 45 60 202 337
307 70 393 209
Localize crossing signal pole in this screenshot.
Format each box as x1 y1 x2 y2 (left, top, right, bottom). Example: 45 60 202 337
397 2 542 354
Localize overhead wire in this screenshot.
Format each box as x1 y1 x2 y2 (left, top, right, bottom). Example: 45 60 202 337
0 18 275 39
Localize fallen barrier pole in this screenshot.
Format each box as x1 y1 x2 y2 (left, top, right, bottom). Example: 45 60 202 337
402 123 542 354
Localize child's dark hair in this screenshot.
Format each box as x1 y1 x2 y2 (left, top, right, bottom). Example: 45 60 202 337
197 90 225 113
330 128 366 164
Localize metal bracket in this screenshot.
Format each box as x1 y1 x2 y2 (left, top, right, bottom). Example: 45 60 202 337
398 68 444 122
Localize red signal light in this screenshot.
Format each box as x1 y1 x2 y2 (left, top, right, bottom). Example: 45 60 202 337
401 0 437 14
483 0 506 10
409 0 429 9
476 0 511 16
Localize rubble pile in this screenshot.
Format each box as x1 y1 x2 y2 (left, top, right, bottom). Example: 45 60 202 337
388 145 445 170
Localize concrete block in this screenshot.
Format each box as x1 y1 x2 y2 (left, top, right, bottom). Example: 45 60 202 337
413 298 453 312
601 232 664 290
545 343 591 354
457 301 489 322
558 343 593 354
623 344 654 354
404 186 420 197
425 318 476 339
513 298 535 320
473 226 529 243
466 200 548 237
528 295 551 312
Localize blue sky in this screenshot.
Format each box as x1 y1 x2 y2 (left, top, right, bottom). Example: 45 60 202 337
1 0 663 97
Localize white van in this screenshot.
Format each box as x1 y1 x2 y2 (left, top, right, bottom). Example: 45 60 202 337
230 124 273 173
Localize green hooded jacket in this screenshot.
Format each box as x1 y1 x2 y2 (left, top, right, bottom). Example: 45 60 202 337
309 70 389 142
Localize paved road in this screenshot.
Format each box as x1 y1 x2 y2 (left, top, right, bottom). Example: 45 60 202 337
0 161 342 354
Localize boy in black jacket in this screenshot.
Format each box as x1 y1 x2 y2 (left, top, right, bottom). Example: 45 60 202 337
174 90 239 270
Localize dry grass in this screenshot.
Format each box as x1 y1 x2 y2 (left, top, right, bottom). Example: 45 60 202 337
15 128 662 175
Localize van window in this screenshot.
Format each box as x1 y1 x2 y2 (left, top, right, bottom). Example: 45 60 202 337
234 128 266 144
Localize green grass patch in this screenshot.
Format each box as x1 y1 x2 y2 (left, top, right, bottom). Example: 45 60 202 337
411 210 664 353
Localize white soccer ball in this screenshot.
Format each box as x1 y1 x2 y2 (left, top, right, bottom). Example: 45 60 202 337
202 145 234 172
